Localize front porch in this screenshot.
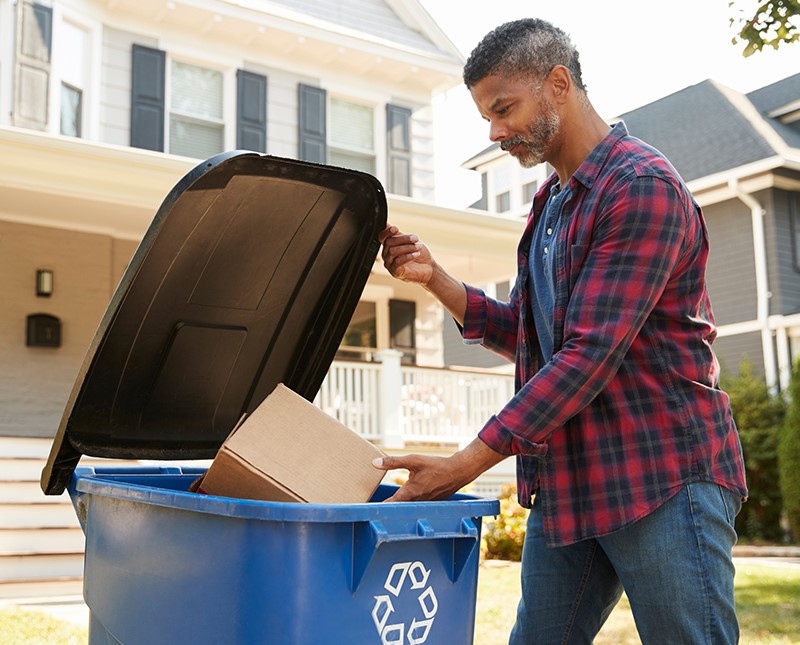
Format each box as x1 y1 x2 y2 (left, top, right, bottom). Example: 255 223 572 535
315 354 517 496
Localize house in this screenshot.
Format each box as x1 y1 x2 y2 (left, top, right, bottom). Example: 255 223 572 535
463 73 800 392
0 0 523 590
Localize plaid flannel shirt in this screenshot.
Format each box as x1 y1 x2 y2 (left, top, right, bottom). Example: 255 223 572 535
463 122 747 547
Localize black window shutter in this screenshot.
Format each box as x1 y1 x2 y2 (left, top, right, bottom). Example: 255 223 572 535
298 84 326 163
130 44 165 152
236 70 267 152
386 104 412 196
13 1 52 130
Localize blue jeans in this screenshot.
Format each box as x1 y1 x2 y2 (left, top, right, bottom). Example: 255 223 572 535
509 482 742 645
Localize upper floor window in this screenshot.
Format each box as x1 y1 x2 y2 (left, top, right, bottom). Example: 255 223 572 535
791 193 800 271
169 60 224 159
60 83 82 137
131 44 267 157
329 97 375 174
298 84 412 196
57 20 88 138
492 166 512 213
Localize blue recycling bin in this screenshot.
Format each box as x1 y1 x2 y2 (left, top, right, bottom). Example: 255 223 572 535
41 153 502 644
68 466 499 644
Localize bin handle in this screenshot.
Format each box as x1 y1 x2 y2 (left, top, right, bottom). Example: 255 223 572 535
350 518 480 592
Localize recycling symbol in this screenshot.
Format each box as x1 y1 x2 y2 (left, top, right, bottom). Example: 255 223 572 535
371 561 438 644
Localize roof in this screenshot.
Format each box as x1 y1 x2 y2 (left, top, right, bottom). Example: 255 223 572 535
618 74 800 182
462 73 800 182
268 0 462 62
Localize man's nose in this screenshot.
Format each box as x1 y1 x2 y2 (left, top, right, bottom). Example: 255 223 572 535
489 120 507 143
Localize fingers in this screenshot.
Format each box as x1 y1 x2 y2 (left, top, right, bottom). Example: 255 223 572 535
372 454 414 471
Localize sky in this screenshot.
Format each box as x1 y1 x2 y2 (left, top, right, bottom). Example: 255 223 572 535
417 0 800 208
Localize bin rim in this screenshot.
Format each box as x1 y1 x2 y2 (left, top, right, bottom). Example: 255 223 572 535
68 466 500 523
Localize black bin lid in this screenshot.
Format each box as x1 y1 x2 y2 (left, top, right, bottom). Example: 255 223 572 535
42 151 387 494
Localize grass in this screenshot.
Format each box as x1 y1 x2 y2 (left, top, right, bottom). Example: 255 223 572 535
1 562 797 644
474 560 800 645
0 608 86 645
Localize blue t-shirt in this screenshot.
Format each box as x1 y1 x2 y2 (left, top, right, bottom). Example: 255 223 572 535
529 183 570 362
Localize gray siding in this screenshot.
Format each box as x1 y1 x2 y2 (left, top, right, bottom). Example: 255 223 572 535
442 314 508 369
703 199 757 324
769 188 800 315
714 331 764 379
101 27 157 147
442 281 510 369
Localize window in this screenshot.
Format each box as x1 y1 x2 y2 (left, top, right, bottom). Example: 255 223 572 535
297 85 411 193
791 193 800 271
390 299 416 365
523 180 538 204
58 20 88 138
168 60 224 159
60 83 81 136
496 191 511 212
337 301 378 361
329 97 375 174
492 165 511 213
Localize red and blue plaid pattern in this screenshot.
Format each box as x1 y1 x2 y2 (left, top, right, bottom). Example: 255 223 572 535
462 122 747 547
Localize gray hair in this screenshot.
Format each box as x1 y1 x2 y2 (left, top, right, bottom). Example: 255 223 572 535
463 19 586 93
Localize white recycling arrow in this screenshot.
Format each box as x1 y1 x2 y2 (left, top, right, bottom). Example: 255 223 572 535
407 617 434 645
385 562 411 596
381 623 404 645
372 595 394 633
417 586 438 619
408 562 430 589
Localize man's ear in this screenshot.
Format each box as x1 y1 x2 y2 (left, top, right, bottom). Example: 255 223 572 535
548 65 571 102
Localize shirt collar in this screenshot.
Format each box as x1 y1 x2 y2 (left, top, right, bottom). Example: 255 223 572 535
571 120 628 190
538 120 629 198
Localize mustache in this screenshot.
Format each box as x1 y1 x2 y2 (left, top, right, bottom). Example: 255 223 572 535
500 135 529 152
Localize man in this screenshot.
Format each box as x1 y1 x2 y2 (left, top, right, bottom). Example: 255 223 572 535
374 18 747 645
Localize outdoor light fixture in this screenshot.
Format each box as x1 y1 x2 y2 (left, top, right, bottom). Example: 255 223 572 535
36 269 54 297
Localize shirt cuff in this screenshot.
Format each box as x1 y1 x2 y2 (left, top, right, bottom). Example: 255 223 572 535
462 284 488 344
478 415 549 457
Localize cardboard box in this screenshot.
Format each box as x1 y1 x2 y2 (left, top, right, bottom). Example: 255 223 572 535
195 383 385 504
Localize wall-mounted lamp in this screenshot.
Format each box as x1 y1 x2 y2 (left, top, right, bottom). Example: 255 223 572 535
36 269 54 297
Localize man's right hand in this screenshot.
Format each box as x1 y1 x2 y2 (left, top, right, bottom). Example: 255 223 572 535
378 225 435 286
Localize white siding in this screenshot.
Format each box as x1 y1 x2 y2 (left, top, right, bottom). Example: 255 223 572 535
410 103 435 202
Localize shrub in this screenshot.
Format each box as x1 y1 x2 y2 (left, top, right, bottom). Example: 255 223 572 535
722 359 785 541
779 359 800 541
481 484 529 561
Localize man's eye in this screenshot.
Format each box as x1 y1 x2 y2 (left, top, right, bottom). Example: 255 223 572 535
496 107 509 116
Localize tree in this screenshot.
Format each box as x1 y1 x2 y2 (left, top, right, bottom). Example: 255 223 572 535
722 359 785 541
779 359 800 540
730 1 800 56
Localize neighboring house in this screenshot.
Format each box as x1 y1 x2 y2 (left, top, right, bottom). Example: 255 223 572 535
0 0 523 587
463 73 800 393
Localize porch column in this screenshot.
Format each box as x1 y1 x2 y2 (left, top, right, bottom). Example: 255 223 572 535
375 349 404 449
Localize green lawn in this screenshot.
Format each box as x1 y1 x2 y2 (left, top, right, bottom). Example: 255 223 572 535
475 560 800 645
1 561 797 644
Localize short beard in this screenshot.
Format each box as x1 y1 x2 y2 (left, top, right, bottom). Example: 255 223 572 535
501 97 560 168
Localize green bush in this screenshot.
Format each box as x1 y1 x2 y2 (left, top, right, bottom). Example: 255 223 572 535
482 484 529 561
779 359 800 541
722 359 785 541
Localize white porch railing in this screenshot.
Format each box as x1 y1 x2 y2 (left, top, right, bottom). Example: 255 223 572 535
314 351 515 449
